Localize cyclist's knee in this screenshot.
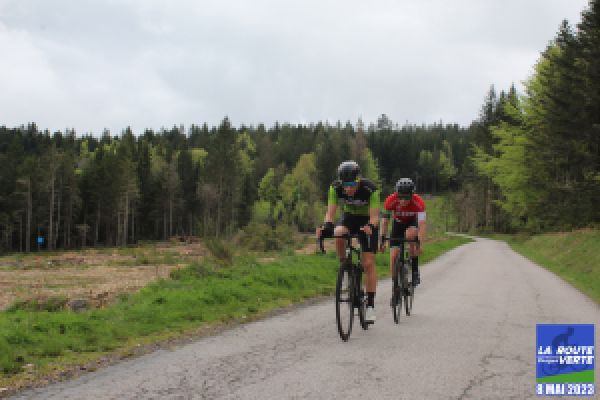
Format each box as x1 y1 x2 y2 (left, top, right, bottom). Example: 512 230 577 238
334 226 348 236
362 253 375 268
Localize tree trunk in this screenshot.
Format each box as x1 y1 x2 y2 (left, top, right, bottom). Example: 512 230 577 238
230 188 235 236
131 205 135 243
203 208 208 237
19 213 23 252
216 175 223 238
124 191 129 246
163 209 167 240
66 188 73 248
169 196 173 238
48 166 55 251
55 185 62 249
117 206 121 246
95 206 100 246
4 223 12 252
26 178 31 253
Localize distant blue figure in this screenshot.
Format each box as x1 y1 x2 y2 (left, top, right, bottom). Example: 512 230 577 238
552 326 575 351
542 326 587 376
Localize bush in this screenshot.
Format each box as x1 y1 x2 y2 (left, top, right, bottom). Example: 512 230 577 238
169 262 216 280
7 296 68 312
238 223 296 251
204 238 234 266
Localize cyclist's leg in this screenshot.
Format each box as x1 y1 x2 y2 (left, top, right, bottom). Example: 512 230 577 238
362 252 376 293
406 226 418 256
405 225 420 284
358 219 378 311
334 214 351 262
389 221 407 274
389 247 400 275
361 251 377 321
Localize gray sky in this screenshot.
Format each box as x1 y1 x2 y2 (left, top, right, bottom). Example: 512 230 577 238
0 0 590 135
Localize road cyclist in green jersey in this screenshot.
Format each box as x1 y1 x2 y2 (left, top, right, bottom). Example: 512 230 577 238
316 160 381 323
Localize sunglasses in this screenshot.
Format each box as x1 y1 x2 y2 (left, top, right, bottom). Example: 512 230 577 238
398 194 412 200
342 181 358 188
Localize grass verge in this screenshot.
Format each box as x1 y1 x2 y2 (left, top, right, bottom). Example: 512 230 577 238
0 234 471 391
536 369 594 383
487 229 600 304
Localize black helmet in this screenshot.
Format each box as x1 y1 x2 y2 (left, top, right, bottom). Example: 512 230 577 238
395 178 415 194
337 161 360 182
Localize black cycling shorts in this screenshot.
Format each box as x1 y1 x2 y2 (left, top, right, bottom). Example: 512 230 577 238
337 213 378 253
390 221 418 248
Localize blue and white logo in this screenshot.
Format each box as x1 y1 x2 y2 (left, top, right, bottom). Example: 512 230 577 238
536 324 595 396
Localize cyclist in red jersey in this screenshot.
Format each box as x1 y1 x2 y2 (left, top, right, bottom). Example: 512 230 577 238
379 178 426 285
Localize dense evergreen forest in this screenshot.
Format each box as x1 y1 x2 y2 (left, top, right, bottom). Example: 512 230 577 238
0 0 598 253
0 117 470 252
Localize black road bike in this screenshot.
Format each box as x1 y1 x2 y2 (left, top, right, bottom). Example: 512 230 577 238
319 234 371 341
383 237 419 324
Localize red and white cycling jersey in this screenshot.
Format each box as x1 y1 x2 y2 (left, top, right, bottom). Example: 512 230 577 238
383 192 426 224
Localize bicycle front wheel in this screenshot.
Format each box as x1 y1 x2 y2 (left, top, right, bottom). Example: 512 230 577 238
392 259 402 324
402 263 414 316
336 265 354 341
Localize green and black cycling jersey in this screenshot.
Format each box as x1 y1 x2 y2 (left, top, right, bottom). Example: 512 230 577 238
328 178 380 216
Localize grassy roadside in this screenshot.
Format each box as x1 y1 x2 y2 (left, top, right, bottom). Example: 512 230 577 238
0 234 471 391
487 229 600 304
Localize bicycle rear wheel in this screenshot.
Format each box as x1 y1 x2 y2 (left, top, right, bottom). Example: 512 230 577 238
336 265 354 341
392 259 402 324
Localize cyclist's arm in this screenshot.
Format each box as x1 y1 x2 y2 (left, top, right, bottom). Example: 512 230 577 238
380 214 389 236
325 185 338 223
368 189 381 227
316 186 338 238
379 213 389 250
379 193 395 236
380 193 394 238
417 212 426 245
325 204 337 223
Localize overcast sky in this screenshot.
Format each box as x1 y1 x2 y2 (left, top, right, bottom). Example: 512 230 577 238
0 0 591 135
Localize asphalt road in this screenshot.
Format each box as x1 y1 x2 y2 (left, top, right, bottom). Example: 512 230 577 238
12 238 600 399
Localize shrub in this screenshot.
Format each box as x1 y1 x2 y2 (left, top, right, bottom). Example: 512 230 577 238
238 223 296 251
7 296 68 312
204 238 233 266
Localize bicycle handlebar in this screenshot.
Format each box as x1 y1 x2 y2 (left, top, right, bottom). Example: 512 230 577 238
317 234 365 254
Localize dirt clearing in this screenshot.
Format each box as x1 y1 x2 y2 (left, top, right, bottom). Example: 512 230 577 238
0 235 324 311
0 241 207 311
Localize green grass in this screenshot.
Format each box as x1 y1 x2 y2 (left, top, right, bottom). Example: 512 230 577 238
537 369 594 383
488 229 600 304
0 234 471 385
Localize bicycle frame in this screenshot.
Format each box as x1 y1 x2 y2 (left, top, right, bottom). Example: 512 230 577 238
385 236 419 261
